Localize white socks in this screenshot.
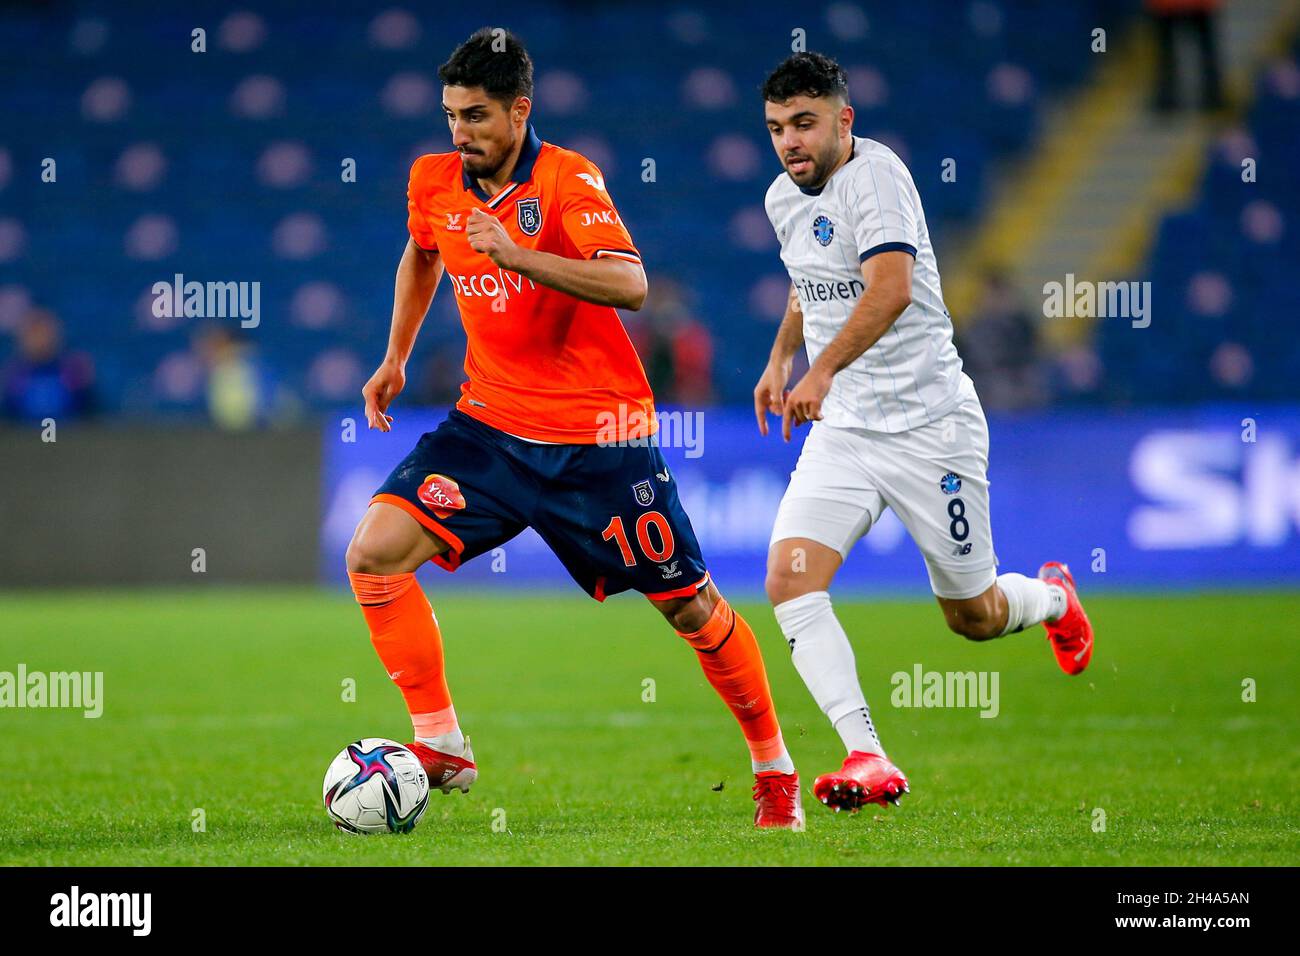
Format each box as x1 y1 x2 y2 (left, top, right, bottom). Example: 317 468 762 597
753 751 797 775
996 572 1067 636
769 577 1066 761
416 728 466 755
773 591 884 757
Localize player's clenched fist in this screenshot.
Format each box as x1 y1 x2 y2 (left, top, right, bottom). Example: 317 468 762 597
466 208 518 269
753 358 792 437
361 359 405 432
781 365 833 441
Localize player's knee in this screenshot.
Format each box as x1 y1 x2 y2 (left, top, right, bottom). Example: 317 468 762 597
654 583 719 634
765 562 819 607
658 592 710 633
943 606 1000 642
345 526 405 575
765 540 838 606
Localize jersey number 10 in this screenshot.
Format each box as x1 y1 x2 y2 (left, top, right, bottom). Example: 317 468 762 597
602 512 675 565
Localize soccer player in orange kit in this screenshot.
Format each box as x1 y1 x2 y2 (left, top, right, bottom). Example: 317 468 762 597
344 28 803 828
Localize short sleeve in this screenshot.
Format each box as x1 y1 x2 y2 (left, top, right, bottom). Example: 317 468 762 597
763 178 789 244
850 154 919 263
557 154 641 264
406 156 438 252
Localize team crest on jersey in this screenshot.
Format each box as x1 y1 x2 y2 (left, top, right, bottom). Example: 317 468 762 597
632 479 655 507
417 473 466 518
939 472 962 495
812 215 834 246
517 197 542 236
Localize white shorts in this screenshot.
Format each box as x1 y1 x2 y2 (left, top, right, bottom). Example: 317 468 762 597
770 384 998 599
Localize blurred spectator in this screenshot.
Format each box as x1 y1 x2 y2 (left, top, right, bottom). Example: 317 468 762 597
956 272 1046 411
1 308 95 422
194 324 298 430
1148 0 1224 113
628 275 715 406
1053 343 1105 405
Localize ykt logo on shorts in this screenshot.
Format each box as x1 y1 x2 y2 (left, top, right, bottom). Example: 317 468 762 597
417 473 466 519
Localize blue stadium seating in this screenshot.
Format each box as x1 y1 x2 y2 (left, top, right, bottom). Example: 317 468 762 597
0 1 1137 413
1101 39 1300 404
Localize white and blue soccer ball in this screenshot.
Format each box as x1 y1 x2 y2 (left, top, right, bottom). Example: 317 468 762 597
322 738 429 834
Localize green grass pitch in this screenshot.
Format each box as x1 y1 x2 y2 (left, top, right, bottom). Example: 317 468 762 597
1 587 1296 866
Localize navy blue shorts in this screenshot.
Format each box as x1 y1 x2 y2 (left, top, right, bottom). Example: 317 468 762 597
373 410 709 602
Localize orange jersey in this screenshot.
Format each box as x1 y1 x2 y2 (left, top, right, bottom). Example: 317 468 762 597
405 125 655 444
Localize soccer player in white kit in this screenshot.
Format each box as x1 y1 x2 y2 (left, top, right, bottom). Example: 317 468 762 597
752 53 1096 814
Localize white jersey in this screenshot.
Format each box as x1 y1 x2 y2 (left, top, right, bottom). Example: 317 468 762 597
765 135 969 433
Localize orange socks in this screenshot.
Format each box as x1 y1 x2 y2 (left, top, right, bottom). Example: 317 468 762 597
678 597 789 768
349 574 785 771
348 572 458 739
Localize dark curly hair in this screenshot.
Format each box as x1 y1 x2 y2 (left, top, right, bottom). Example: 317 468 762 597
762 52 849 103
438 27 534 105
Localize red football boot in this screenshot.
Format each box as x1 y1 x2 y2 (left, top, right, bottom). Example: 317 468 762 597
753 771 805 830
407 739 478 794
813 751 908 813
1038 561 1094 675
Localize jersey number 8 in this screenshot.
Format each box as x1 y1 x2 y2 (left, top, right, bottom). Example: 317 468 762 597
947 498 969 542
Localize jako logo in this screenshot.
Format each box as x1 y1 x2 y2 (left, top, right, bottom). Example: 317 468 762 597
579 210 619 227
50 886 151 936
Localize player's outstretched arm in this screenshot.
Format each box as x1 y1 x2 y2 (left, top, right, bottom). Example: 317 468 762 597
754 284 804 436
362 238 445 432
465 208 646 310
513 245 647 310
782 251 912 440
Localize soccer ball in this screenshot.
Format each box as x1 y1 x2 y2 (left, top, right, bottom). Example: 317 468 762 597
322 738 430 834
